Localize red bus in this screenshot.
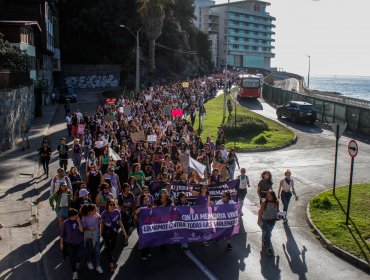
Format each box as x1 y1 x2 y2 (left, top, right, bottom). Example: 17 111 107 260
237 74 262 99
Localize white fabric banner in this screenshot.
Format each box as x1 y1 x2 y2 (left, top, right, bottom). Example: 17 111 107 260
189 156 206 178
109 147 122 161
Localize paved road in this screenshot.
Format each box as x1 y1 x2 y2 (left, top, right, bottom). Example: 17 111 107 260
1 91 369 280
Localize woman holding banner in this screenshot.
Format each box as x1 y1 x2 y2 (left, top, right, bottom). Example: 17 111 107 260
154 189 173 207
216 191 236 250
135 194 152 260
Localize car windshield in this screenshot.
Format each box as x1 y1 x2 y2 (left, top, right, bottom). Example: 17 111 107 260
299 105 315 110
242 78 260 88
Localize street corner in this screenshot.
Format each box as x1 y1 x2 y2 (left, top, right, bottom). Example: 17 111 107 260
0 200 37 228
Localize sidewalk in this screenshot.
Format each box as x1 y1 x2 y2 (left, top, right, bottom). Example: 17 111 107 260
0 102 59 226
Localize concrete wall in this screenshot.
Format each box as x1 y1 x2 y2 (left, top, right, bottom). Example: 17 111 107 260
0 85 35 151
62 65 121 89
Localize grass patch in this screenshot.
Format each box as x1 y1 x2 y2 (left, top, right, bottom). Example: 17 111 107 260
309 184 370 262
197 93 294 150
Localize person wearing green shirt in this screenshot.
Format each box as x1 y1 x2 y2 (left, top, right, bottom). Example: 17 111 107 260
129 163 145 187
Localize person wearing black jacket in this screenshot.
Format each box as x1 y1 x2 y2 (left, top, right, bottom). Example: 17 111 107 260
39 139 52 176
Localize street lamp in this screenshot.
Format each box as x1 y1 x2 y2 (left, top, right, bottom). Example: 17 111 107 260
223 0 231 119
120 25 140 93
306 55 311 89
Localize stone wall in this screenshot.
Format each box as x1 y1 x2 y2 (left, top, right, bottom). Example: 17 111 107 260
62 64 121 89
0 85 35 151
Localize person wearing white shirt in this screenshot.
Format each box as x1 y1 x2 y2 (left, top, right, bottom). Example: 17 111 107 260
216 191 236 250
66 113 72 136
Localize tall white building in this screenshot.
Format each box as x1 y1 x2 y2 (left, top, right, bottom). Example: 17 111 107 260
194 0 215 29
200 0 275 69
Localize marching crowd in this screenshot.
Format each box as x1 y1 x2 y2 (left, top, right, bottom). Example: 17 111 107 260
40 73 298 279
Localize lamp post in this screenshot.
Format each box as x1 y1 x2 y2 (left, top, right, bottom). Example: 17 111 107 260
223 0 231 119
306 55 311 89
120 25 140 93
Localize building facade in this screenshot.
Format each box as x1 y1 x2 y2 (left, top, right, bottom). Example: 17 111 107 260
0 0 61 94
200 0 275 69
193 0 215 29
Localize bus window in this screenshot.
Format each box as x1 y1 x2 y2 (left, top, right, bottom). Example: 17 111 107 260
242 78 260 88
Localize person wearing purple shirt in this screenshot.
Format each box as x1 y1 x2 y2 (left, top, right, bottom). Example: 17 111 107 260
191 185 210 247
81 204 103 274
60 208 83 280
100 199 128 273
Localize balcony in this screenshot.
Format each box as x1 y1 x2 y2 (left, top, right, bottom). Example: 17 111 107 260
228 40 275 49
228 23 275 34
228 15 275 28
228 31 275 42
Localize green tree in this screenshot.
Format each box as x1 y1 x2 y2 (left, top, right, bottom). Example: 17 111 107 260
0 33 28 71
137 0 174 78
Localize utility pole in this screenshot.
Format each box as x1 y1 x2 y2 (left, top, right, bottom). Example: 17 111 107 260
307 55 311 88
223 0 231 119
120 25 140 93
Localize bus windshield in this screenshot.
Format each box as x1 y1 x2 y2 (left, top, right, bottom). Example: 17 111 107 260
242 78 260 88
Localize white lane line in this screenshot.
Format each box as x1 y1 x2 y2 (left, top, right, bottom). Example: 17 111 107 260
184 250 219 280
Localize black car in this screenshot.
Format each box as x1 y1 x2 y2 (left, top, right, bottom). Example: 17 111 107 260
276 101 317 124
60 87 77 103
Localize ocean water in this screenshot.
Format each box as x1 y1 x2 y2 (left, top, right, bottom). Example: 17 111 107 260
309 76 370 102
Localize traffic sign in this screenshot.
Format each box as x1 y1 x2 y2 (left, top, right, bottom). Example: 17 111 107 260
348 140 358 158
330 122 347 140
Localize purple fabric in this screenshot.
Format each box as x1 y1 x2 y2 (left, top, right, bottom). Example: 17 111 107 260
151 179 240 204
138 203 241 249
101 209 121 229
61 219 83 245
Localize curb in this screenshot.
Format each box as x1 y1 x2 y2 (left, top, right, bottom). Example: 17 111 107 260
306 202 370 273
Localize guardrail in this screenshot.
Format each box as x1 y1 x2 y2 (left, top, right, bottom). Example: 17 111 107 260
262 78 370 136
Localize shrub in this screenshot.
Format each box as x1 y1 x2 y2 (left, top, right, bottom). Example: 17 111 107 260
222 115 269 137
252 134 268 144
311 196 332 210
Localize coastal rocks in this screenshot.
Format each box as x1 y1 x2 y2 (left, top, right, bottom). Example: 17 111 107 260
0 85 35 151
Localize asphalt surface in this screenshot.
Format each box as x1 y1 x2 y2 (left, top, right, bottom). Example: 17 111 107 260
0 91 369 280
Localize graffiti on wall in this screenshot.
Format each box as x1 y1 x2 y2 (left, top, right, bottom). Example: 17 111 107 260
64 74 119 89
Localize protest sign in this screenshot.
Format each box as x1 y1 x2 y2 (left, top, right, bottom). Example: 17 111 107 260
147 135 157 142
122 106 132 116
138 204 241 249
104 114 115 122
118 107 124 114
130 131 145 142
164 106 172 116
171 109 183 117
77 124 85 135
182 82 189 88
151 179 240 205
145 94 152 101
179 154 189 170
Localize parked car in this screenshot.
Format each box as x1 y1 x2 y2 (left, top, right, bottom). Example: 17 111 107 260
276 101 317 124
60 87 77 103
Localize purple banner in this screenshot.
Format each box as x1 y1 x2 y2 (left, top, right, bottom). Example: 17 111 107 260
151 179 240 204
138 203 241 249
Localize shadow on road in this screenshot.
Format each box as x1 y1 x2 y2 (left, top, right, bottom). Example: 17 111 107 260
334 196 370 263
282 223 308 280
278 118 324 134
237 97 263 111
260 250 281 280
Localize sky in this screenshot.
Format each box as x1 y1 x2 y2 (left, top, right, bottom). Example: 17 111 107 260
215 0 370 77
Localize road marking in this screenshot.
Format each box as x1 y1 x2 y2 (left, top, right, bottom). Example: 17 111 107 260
184 250 218 280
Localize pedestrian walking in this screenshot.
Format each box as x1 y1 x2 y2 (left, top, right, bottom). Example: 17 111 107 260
71 138 82 170
258 191 279 256
49 182 73 229
237 168 250 212
81 204 103 274
100 199 128 273
50 168 72 196
227 149 240 180
257 170 273 205
57 138 69 172
227 100 233 117
277 169 298 223
60 208 84 280
216 191 236 250
19 119 30 151
39 139 51 177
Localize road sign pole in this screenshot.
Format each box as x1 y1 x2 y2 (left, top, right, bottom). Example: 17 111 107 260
346 156 354 226
333 124 339 196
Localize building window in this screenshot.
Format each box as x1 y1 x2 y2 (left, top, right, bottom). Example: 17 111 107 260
233 44 238 49
20 27 34 45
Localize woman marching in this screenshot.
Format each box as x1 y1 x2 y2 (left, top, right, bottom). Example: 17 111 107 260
100 198 128 273
216 191 236 250
277 169 298 223
257 170 273 205
39 139 52 177
49 182 73 230
257 191 279 256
